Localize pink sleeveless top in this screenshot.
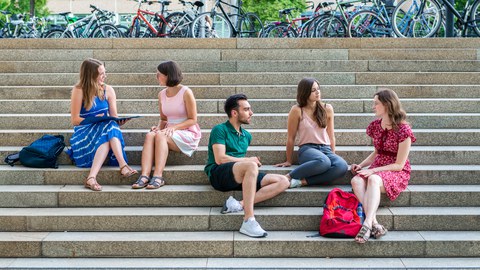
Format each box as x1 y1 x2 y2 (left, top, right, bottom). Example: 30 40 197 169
296 108 330 146
160 86 190 121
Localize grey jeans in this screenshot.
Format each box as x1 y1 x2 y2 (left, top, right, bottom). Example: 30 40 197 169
289 144 348 185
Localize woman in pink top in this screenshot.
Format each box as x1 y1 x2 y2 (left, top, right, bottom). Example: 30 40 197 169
132 61 201 189
276 78 347 188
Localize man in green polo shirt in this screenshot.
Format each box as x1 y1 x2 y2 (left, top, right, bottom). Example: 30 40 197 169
205 94 289 238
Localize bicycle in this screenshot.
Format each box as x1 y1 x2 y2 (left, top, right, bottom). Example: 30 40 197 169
347 0 395 37
311 0 361 38
162 0 204 38
262 8 309 38
392 0 480 37
190 0 263 38
0 12 43 38
44 5 122 38
128 0 176 38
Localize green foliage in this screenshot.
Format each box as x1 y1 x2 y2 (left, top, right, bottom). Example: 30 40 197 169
0 0 11 10
5 0 49 17
243 0 307 23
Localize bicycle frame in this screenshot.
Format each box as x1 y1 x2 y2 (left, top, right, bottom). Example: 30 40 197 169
131 1 169 37
63 12 100 37
416 0 475 36
210 0 245 36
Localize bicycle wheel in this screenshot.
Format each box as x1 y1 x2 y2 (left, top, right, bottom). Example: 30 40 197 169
91 23 123 38
239 12 263 38
314 16 347 37
259 23 277 37
44 28 72 38
348 10 389 37
162 12 193 38
392 0 442 37
266 23 297 38
470 0 480 36
191 12 232 38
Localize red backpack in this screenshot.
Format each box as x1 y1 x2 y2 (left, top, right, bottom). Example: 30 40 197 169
319 188 362 238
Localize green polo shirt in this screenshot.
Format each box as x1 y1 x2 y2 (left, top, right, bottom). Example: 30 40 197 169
204 120 252 177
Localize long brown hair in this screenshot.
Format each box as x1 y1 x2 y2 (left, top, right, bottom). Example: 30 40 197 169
375 88 407 130
76 58 104 110
296 77 327 128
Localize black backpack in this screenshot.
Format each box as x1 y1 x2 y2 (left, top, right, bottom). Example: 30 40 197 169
4 135 65 168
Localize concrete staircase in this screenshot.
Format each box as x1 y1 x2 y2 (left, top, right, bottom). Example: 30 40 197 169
0 38 479 269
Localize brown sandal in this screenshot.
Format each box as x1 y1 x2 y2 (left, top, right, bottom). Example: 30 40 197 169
84 176 102 191
355 224 371 244
120 164 138 178
372 223 388 239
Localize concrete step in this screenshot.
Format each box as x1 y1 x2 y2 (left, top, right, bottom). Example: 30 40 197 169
2 98 480 114
2 85 480 100
0 230 479 258
2 48 478 61
0 37 479 50
3 60 480 73
1 145 479 166
1 164 479 186
1 257 480 269
0 113 478 129
0 206 478 232
0 184 479 208
1 128 478 147
2 72 480 86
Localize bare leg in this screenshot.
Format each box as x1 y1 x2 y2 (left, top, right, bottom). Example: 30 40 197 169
140 132 156 176
109 137 127 168
86 142 110 188
248 174 289 204
351 175 367 204
232 161 259 220
152 131 181 177
362 175 386 229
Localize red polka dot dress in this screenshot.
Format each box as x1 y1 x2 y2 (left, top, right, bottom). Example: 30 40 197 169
366 119 416 201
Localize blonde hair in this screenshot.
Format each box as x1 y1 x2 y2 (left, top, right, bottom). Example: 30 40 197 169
76 58 104 110
375 88 407 130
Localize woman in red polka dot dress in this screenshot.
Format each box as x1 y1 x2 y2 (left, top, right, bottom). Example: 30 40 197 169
350 88 416 244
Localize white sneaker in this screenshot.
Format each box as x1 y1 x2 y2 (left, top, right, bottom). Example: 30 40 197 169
239 217 268 238
221 196 243 214
289 179 302 189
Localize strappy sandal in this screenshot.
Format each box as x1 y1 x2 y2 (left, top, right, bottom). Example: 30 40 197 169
372 223 388 239
120 164 138 178
146 176 165 189
84 176 102 191
132 175 150 189
355 224 371 244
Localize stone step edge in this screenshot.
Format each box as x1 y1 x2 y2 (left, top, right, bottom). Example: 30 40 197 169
1 231 479 258
2 84 480 88
0 206 478 217
3 98 480 101
1 257 480 269
1 184 479 193
2 145 480 152
2 128 479 133
1 164 480 172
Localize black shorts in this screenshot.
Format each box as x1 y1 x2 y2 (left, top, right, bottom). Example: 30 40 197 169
209 162 266 192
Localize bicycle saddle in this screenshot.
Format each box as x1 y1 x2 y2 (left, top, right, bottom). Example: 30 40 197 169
193 1 204 7
58 12 71 16
279 8 296 15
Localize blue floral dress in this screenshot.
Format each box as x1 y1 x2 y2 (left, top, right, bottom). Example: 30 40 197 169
67 90 127 168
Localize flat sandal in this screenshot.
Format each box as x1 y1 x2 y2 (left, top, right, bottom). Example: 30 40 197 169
146 176 165 189
84 176 102 191
120 164 138 178
355 224 371 244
